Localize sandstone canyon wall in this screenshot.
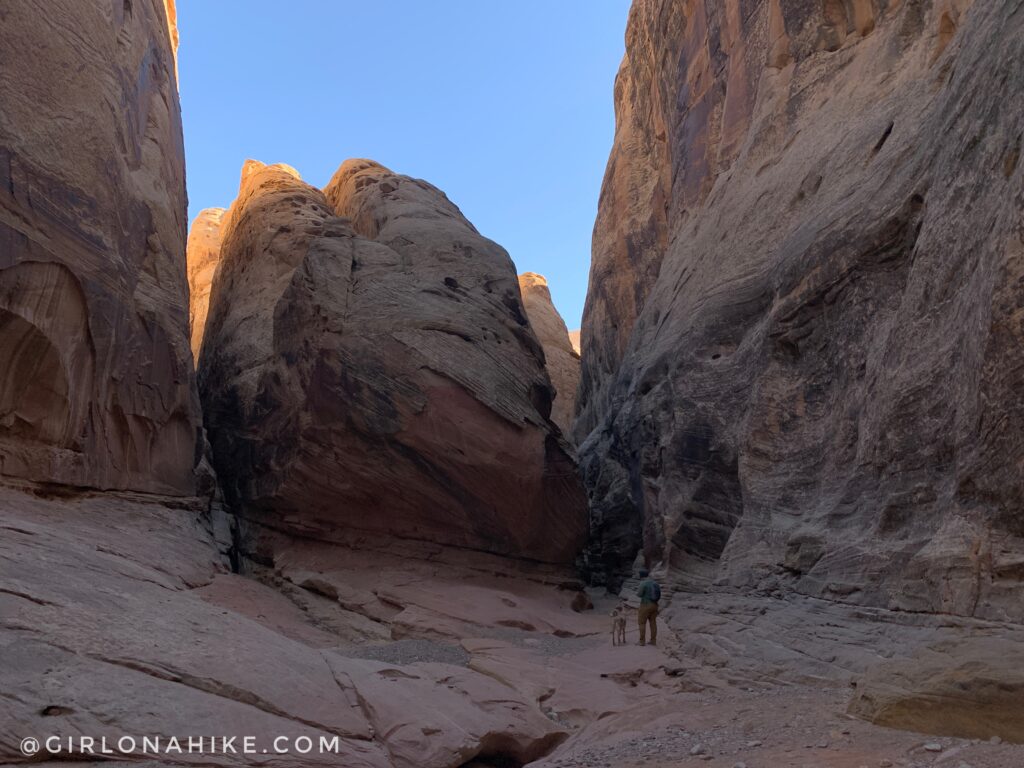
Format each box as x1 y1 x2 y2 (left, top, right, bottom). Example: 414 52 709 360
518 272 581 437
187 206 227 362
0 2 594 752
195 160 587 564
8 1 1024 760
0 0 200 494
577 0 1024 621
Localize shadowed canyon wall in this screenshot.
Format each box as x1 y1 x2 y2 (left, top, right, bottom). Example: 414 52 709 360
0 0 200 495
193 160 587 564
577 0 1024 621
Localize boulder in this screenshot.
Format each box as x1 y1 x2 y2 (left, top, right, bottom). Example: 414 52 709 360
575 0 1024 621
199 159 587 563
0 0 200 494
518 272 580 436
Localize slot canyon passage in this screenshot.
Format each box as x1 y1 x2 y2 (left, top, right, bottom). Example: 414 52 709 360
2 0 1024 766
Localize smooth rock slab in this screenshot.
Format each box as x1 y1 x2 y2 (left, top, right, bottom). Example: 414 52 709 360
849 637 1024 743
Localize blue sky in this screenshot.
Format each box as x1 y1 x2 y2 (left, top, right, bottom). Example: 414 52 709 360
178 2 630 328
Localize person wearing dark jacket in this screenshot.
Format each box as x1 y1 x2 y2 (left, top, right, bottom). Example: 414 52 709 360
636 568 661 646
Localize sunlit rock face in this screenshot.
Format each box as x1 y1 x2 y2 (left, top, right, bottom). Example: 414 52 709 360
518 273 581 437
577 0 1024 620
0 0 200 494
199 159 587 563
187 207 227 362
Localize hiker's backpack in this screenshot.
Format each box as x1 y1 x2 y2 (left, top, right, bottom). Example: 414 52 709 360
650 581 661 602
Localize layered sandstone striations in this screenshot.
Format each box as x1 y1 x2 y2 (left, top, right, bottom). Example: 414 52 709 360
198 160 587 563
518 273 581 436
187 207 227 361
577 0 1024 621
0 0 199 494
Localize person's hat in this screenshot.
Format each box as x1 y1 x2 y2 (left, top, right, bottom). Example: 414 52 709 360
638 568 649 577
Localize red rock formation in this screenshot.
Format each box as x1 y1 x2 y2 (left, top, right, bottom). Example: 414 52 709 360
198 160 587 564
0 0 199 494
187 207 227 362
574 1 676 440
577 0 1024 621
518 273 581 437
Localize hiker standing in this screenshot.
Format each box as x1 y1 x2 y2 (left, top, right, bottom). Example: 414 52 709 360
636 568 661 646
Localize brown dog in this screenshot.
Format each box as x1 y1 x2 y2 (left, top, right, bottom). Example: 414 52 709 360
610 604 627 646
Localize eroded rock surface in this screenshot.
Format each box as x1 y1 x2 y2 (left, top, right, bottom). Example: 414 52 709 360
198 159 587 564
518 273 580 436
0 0 200 494
576 0 1024 624
7 487 1024 765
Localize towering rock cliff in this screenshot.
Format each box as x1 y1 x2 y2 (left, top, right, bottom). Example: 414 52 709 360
578 0 1024 621
0 0 199 494
518 272 581 437
197 159 587 564
187 207 227 362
